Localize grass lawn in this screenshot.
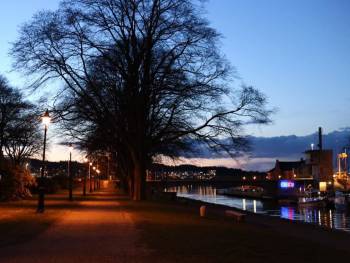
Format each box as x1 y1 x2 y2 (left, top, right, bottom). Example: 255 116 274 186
126 200 350 263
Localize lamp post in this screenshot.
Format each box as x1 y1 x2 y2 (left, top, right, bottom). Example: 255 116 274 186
93 166 96 191
97 169 101 189
89 162 93 193
107 153 110 181
37 109 50 213
83 157 88 196
68 144 73 201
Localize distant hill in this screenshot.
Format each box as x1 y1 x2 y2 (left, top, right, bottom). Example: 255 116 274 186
28 158 84 177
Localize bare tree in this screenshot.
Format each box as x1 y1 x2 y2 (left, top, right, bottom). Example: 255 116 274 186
0 75 41 200
0 74 43 165
11 0 272 200
4 110 42 165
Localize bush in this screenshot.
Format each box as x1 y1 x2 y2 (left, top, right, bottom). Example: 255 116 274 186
0 161 36 201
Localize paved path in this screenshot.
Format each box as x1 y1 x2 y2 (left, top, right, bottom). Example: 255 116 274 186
0 186 149 263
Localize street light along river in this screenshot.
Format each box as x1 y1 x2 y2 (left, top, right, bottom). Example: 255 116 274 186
166 185 350 233
37 109 51 213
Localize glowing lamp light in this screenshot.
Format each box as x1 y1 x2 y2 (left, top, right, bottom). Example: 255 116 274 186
339 153 348 159
242 176 246 180
319 182 327 192
42 110 51 127
253 176 257 180
93 167 96 171
84 157 88 162
89 162 93 166
280 180 295 189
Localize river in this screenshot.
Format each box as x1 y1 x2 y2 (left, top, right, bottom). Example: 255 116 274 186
166 185 350 233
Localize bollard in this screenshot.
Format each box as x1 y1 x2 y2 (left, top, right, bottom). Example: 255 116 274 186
200 205 206 217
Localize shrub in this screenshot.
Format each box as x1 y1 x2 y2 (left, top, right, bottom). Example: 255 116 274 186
0 161 36 201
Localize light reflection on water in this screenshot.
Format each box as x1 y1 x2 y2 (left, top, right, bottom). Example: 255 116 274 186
167 185 350 233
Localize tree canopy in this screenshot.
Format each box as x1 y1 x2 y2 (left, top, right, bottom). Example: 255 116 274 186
0 75 42 165
11 0 272 200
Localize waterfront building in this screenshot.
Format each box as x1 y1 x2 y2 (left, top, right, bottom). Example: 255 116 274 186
304 149 333 191
267 159 308 180
268 150 333 192
268 128 334 192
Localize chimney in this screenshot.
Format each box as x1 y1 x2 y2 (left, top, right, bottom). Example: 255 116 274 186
318 127 323 151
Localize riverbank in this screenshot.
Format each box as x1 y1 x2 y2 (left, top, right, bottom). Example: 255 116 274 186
176 197 350 250
128 197 350 263
1 188 350 262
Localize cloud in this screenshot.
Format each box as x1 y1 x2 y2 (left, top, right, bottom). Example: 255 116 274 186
250 128 350 158
174 128 350 171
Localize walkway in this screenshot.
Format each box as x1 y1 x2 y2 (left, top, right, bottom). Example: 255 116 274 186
0 184 149 263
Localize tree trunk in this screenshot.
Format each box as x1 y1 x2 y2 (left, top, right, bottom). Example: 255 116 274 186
131 153 147 201
0 131 4 161
128 175 133 198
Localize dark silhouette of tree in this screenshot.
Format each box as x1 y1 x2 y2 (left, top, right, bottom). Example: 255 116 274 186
11 0 272 200
0 75 42 165
0 76 21 160
4 110 42 165
0 75 42 200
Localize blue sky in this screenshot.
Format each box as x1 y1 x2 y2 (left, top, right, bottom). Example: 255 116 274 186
0 0 349 139
205 0 350 136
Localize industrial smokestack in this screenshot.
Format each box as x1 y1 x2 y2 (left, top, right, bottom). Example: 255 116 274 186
318 127 323 151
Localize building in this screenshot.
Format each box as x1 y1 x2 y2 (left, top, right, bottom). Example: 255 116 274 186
267 159 309 180
268 128 334 192
304 149 333 191
268 150 333 191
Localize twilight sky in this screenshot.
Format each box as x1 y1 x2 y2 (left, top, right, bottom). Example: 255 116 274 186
0 0 349 165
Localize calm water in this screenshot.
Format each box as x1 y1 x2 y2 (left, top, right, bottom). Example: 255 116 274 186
166 185 350 233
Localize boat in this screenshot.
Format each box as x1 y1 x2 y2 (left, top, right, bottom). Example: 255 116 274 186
297 187 329 208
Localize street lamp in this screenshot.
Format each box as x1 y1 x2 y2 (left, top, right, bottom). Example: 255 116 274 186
37 109 50 213
89 162 93 192
68 144 73 201
96 169 101 189
106 153 111 181
93 166 96 191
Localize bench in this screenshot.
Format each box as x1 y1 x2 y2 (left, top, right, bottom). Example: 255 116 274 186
225 210 246 222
